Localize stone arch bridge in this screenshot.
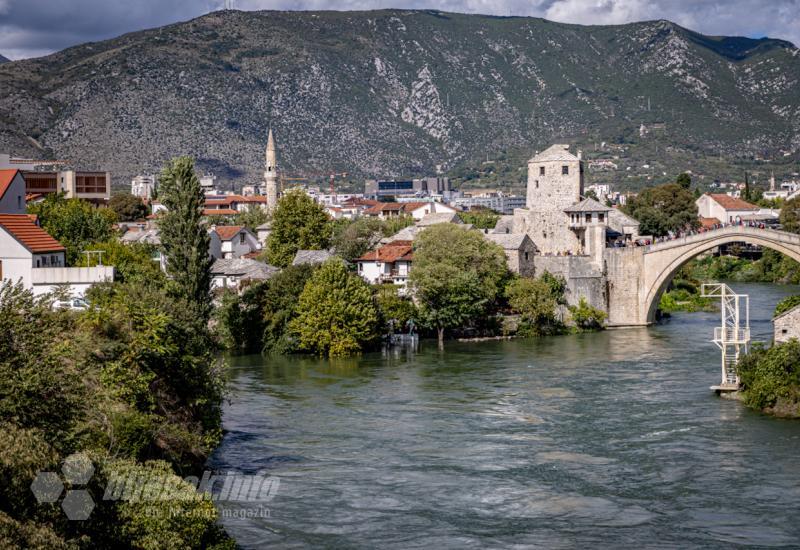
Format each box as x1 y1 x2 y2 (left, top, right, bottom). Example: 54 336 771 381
605 226 800 326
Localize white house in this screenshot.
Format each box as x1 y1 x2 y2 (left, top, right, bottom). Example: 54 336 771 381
0 214 114 296
403 201 458 221
0 169 26 214
696 193 759 224
356 240 413 288
209 226 261 259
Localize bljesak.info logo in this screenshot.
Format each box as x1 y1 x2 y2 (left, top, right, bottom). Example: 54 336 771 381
30 453 280 521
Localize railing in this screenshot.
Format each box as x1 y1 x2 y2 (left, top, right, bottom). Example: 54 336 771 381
31 266 116 285
713 327 750 343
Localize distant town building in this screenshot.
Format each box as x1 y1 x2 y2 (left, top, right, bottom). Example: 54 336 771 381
1 153 111 204
696 193 759 224
363 201 457 221
0 213 114 296
0 170 27 214
211 258 278 292
356 240 414 288
131 174 157 200
774 304 800 344
451 191 525 214
365 177 450 199
208 225 261 259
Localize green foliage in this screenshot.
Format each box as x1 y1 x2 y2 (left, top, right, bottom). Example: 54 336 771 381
109 192 149 221
27 193 116 265
676 172 692 189
458 208 500 229
505 276 563 336
780 196 800 234
290 260 380 356
584 189 599 201
213 283 267 354
234 204 270 233
684 251 800 285
261 264 317 354
83 239 164 284
622 183 700 237
374 284 417 333
568 297 607 331
737 340 800 413
266 189 331 267
658 276 715 313
382 215 415 236
157 157 213 318
775 295 800 317
101 459 232 550
332 217 386 262
410 224 509 342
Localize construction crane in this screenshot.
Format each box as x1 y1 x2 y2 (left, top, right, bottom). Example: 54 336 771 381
326 172 348 200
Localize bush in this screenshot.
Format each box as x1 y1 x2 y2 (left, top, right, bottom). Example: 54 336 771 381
569 297 607 331
374 284 417 333
737 340 800 411
775 295 800 317
505 276 563 336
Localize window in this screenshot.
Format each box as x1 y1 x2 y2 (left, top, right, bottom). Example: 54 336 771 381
783 329 788 334
586 213 592 222
535 180 539 189
17 196 21 209
599 213 604 223
239 233 246 245
539 166 545 176
562 166 569 175
358 263 363 272
524 252 529 261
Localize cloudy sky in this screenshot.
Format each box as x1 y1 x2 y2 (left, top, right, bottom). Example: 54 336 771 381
1 0 798 60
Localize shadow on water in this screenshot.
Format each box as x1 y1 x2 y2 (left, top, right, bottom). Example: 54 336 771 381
211 283 800 549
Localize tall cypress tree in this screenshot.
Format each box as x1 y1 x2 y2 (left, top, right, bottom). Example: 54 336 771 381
158 157 212 318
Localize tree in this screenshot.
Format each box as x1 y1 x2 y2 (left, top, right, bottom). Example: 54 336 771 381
780 196 800 234
775 295 800 317
83 239 164 285
374 283 417 333
234 204 270 233
332 217 386 262
458 207 500 229
109 193 148 221
261 264 317 354
27 193 116 264
584 189 599 201
505 276 562 336
676 172 692 189
157 157 213 318
409 224 509 346
290 260 379 356
265 189 331 267
622 183 700 236
569 297 607 331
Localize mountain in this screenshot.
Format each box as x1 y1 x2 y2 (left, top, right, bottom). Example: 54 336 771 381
0 54 9 64
0 9 798 189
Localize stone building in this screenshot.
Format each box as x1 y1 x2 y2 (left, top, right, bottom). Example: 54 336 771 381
264 129 279 211
513 144 584 255
773 304 800 344
484 233 537 277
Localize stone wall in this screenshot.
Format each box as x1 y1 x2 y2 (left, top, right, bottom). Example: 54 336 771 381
774 305 800 344
532 255 606 311
514 208 581 255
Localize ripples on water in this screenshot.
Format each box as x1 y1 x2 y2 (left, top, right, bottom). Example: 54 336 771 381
210 283 800 548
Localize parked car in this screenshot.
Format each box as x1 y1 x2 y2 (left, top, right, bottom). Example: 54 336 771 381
54 298 89 311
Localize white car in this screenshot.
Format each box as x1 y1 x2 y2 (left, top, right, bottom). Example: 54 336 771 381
54 298 89 311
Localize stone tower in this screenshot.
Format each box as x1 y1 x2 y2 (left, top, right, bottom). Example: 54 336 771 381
264 129 278 211
514 144 584 254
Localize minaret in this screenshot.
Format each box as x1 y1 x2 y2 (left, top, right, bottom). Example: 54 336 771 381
264 129 278 211
770 171 776 192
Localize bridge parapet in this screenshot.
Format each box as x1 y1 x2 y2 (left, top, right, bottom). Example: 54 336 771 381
643 226 800 254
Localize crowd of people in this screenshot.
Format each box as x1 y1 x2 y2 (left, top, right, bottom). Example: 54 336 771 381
610 219 774 248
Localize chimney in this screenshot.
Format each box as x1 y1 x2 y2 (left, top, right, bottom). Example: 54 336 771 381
577 149 583 160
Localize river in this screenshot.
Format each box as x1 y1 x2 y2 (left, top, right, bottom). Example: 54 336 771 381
210 283 800 548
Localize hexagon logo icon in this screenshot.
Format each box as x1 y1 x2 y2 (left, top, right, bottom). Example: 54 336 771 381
62 453 94 485
61 490 95 521
30 472 64 503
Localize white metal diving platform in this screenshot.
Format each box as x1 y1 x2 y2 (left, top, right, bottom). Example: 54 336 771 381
700 283 750 392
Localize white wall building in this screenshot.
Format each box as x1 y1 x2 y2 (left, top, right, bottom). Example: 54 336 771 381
131 174 157 200
0 214 114 296
356 240 413 288
209 226 261 259
0 169 27 214
696 193 759 224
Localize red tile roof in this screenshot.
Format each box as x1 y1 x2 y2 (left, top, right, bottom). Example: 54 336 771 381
699 216 721 229
214 225 245 240
204 195 267 207
0 214 65 253
357 240 414 263
707 193 758 211
0 169 20 201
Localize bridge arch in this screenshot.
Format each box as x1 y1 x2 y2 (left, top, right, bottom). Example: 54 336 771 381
643 230 800 324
